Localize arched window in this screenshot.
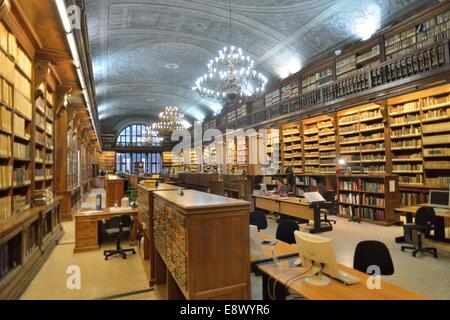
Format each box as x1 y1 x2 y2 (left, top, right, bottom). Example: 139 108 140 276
116 124 149 147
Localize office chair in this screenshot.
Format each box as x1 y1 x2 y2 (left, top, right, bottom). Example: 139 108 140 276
319 190 338 227
104 215 136 260
401 207 438 258
354 241 394 275
250 209 268 231
276 219 299 244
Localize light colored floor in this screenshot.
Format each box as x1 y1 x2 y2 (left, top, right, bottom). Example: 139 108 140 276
20 189 155 300
20 189 450 300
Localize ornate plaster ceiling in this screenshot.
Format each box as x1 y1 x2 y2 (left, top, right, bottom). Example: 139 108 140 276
85 0 438 133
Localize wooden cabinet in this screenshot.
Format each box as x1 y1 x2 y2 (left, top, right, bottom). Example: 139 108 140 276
153 190 250 300
137 183 179 285
105 175 124 207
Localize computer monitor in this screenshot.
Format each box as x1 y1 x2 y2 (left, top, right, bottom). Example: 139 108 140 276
294 231 340 286
429 190 450 208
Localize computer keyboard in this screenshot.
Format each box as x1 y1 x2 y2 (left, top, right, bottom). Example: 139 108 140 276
336 270 361 285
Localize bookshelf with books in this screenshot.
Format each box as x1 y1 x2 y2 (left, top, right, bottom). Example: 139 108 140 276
0 13 64 299
294 173 337 197
317 115 337 174
338 104 386 174
303 118 320 174
281 123 303 174
281 79 299 102
336 43 381 80
337 175 400 225
301 65 333 93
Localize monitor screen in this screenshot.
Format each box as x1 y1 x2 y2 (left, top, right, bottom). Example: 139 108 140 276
429 190 450 207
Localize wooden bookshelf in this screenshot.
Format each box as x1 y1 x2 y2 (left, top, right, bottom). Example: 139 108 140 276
0 15 64 299
294 173 337 196
281 123 303 174
318 114 337 174
337 175 400 225
303 117 320 174
337 103 386 174
301 65 333 93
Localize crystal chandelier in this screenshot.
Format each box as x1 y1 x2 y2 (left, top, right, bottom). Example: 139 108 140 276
193 0 268 102
152 106 185 135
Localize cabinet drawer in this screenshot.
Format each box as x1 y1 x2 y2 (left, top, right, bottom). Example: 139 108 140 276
76 221 98 239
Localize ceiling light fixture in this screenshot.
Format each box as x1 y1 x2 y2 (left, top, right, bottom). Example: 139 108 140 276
193 0 267 103
55 0 100 143
152 65 190 137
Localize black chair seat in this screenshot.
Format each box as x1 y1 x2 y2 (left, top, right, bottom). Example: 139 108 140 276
250 209 268 231
276 219 299 244
103 215 136 260
354 240 394 276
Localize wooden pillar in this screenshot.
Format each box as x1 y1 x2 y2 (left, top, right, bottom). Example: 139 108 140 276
55 86 72 219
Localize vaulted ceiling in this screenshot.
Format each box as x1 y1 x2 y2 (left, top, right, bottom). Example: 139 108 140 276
85 0 438 134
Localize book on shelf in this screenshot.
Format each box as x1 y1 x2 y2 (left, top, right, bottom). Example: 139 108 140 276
0 134 11 157
0 79 13 105
0 196 12 222
13 141 30 159
0 164 12 189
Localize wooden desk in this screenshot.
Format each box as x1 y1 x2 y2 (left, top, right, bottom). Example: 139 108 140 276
74 207 138 253
253 195 332 233
395 204 450 243
257 259 427 300
153 190 251 300
250 231 298 269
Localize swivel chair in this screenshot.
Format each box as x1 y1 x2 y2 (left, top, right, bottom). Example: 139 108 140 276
104 215 136 260
401 206 438 258
319 190 338 227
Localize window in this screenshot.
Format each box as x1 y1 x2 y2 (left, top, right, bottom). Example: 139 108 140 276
116 152 162 174
117 124 158 147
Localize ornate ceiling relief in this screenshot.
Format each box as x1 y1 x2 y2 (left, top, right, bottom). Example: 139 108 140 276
85 0 438 133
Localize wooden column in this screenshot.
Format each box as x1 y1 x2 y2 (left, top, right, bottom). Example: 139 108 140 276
55 86 72 219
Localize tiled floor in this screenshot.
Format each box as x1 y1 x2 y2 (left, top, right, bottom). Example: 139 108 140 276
20 189 450 300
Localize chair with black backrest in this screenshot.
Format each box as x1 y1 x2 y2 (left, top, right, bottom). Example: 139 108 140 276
401 206 438 258
250 209 268 231
354 241 394 275
319 190 337 227
276 219 299 244
104 215 136 260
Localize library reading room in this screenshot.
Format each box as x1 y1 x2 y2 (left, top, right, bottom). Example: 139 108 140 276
0 0 450 303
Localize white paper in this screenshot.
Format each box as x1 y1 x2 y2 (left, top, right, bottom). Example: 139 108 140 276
304 192 326 203
389 180 395 192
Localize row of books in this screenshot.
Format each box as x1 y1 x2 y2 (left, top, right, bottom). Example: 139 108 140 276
399 175 423 185
393 164 423 171
391 126 421 137
13 194 29 215
0 78 13 105
363 165 386 173
0 196 12 222
0 105 11 132
426 176 450 187
13 166 30 186
424 147 450 156
391 113 420 124
13 142 30 159
401 191 429 206
423 107 450 120
0 50 15 83
392 139 422 148
13 113 27 137
363 195 385 207
0 134 11 157
390 101 420 115
423 134 450 145
14 69 31 100
15 90 32 120
16 47 32 79
0 165 11 189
